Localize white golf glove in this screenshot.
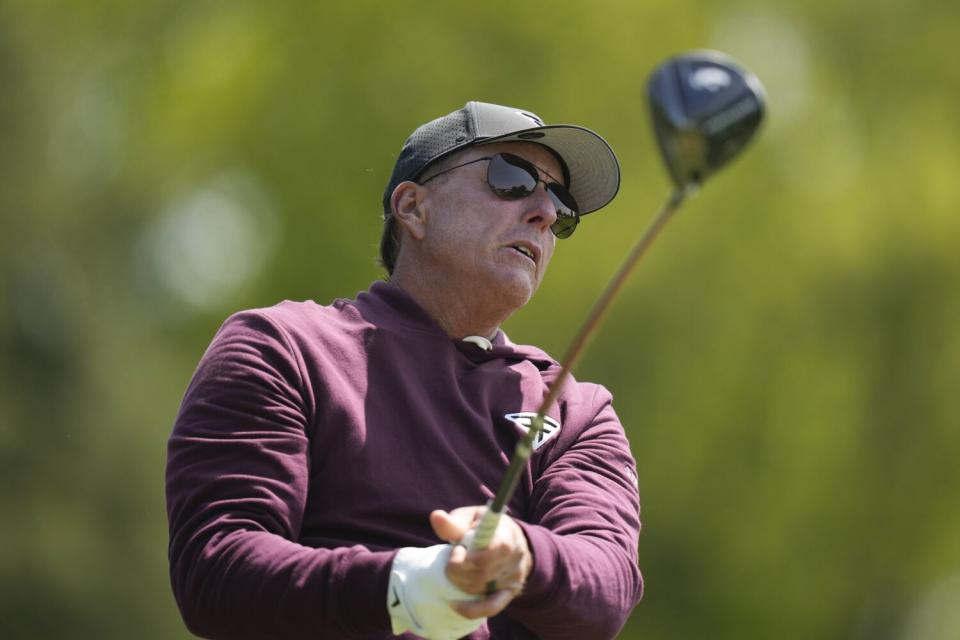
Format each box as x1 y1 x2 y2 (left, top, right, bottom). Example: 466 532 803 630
387 544 484 640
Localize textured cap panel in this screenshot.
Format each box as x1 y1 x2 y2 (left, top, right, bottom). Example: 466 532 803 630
382 101 619 219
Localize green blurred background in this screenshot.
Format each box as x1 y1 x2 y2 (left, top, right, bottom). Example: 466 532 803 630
2 0 959 638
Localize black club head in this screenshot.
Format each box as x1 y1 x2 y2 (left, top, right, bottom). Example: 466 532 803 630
647 50 766 190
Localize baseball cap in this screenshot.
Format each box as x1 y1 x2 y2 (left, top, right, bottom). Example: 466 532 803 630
382 101 621 218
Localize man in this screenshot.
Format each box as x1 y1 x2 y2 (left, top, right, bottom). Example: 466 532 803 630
166 101 643 639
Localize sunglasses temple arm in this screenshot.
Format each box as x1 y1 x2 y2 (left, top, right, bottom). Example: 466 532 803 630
469 187 690 562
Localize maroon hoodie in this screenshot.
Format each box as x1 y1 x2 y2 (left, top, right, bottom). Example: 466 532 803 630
166 281 642 639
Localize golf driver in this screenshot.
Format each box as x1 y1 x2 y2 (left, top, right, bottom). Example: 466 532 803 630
466 50 766 565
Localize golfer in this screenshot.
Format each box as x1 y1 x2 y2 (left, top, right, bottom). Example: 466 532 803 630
166 101 643 639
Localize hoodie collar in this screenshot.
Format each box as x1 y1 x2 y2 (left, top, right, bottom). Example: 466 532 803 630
353 281 558 369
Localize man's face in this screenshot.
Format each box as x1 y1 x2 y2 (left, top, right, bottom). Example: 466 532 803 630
415 141 565 310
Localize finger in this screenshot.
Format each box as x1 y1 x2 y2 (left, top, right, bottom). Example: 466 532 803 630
447 543 468 565
447 505 485 527
492 576 525 597
450 589 515 619
429 510 469 543
476 517 532 583
447 551 527 594
462 545 525 578
445 542 491 595
445 560 491 595
430 507 489 543
469 517 521 557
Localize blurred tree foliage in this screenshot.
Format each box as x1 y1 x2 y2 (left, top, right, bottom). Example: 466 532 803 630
2 0 958 638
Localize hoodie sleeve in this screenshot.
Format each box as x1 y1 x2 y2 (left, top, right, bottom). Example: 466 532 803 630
504 384 643 639
165 310 395 639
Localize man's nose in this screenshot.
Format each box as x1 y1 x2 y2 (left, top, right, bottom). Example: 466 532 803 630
522 183 559 229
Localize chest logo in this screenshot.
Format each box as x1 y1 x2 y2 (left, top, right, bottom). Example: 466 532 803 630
504 413 561 451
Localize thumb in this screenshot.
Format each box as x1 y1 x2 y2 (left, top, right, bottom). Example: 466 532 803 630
430 509 469 543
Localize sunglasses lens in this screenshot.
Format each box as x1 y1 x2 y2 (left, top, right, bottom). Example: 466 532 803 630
547 183 579 239
550 213 579 239
487 153 538 198
487 153 581 239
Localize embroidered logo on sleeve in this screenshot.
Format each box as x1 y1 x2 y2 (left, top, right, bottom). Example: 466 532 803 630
504 413 561 451
624 464 639 491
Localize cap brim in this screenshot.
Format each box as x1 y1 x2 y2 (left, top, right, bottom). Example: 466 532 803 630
477 124 620 216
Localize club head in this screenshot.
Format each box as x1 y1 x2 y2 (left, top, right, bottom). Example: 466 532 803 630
647 50 766 190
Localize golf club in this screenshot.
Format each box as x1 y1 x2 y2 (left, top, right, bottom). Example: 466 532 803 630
466 50 767 568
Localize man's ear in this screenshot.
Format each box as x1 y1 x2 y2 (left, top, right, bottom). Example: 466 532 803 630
390 181 428 241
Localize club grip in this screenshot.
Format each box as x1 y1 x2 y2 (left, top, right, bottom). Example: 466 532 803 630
466 502 500 552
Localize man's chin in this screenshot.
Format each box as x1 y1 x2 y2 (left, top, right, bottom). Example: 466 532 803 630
492 273 537 311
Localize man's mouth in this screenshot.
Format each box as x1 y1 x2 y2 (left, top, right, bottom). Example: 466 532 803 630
510 245 535 262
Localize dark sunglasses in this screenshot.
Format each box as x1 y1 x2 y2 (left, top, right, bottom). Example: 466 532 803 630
419 153 581 239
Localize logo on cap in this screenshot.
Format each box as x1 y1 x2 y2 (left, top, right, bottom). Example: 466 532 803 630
517 111 545 127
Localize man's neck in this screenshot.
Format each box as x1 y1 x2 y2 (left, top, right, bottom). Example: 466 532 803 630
389 269 508 340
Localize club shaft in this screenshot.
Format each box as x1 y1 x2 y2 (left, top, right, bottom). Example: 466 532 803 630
469 188 689 553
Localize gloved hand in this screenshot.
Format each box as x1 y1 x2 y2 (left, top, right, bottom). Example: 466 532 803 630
387 544 484 640
431 507 531 618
